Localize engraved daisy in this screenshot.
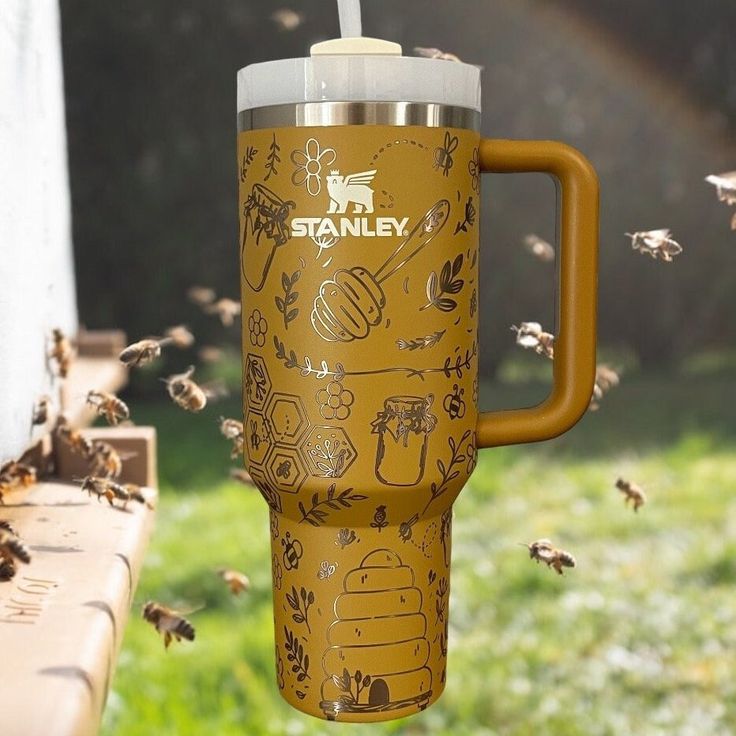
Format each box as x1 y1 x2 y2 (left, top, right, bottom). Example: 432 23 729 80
291 137 336 196
468 147 480 194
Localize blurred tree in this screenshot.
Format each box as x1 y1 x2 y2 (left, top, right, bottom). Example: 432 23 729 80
60 0 736 379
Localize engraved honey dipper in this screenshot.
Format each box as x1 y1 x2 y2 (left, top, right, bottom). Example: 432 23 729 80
310 200 451 342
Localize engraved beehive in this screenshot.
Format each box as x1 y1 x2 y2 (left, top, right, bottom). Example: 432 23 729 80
320 549 432 716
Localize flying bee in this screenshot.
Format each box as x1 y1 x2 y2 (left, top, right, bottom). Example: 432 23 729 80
615 478 646 512
162 324 195 349
204 298 241 327
219 417 244 459
511 322 555 359
32 395 52 426
122 483 154 509
187 285 216 307
523 234 555 263
589 364 621 411
626 229 683 263
88 441 125 478
49 328 74 378
217 568 250 596
86 390 131 426
163 366 208 412
270 8 304 31
0 526 32 581
433 131 459 177
521 539 576 575
414 46 462 62
142 602 197 649
0 460 37 489
79 475 131 508
198 345 224 364
0 530 30 562
705 171 736 228
56 416 94 460
399 513 420 542
119 338 162 367
229 468 254 486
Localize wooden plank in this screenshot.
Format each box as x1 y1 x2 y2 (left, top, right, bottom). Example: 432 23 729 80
55 426 158 488
0 479 156 736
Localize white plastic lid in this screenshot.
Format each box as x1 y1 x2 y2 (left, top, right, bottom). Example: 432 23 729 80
237 1 481 113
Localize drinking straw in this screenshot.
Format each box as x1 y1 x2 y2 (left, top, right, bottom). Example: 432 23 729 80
337 0 362 38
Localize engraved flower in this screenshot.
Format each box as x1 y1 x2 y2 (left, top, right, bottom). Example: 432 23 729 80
247 309 268 347
316 380 354 420
466 433 478 474
272 553 283 590
291 138 336 196
468 147 480 194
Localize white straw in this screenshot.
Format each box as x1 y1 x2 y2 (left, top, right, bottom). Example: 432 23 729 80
337 0 362 38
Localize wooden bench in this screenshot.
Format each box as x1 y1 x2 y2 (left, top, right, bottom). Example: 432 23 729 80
0 333 157 736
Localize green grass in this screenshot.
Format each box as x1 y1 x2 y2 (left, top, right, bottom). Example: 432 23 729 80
102 373 736 736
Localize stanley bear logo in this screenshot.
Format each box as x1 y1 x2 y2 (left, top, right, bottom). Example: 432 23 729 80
326 169 376 214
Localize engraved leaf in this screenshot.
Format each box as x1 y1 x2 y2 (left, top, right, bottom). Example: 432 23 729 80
426 271 438 302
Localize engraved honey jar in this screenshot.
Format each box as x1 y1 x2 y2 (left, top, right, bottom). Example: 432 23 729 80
237 0 599 723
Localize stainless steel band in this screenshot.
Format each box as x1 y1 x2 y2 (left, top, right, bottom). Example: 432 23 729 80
237 102 481 131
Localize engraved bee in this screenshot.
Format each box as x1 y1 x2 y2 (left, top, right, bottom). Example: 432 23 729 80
49 328 74 378
249 420 261 451
317 560 337 580
0 526 31 581
521 539 576 575
163 366 208 412
218 568 250 596
615 478 646 512
219 417 244 460
626 229 683 262
335 528 357 549
56 416 95 460
86 390 130 426
443 384 466 420
433 131 459 177
142 602 196 649
281 532 303 571
399 513 420 542
275 460 292 479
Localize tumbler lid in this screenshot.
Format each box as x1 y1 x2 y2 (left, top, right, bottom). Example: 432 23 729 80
236 0 481 113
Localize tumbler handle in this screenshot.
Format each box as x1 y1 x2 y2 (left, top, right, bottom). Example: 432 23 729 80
476 139 599 448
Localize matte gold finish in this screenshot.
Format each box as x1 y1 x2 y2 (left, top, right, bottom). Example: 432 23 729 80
238 124 598 722
475 139 599 448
